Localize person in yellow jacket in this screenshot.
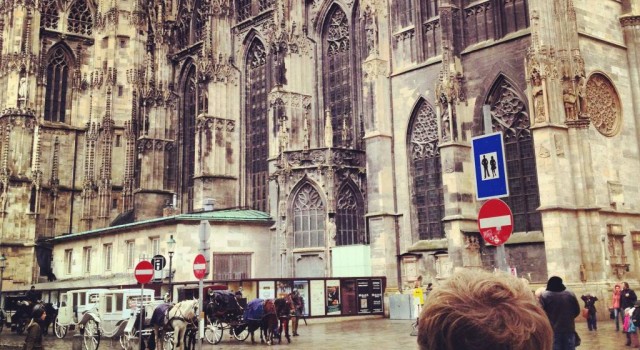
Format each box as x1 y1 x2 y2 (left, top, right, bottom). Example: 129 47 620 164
413 276 425 319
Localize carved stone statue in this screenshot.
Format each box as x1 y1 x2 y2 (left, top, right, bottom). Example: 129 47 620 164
324 109 333 148
18 76 28 107
562 83 577 122
364 8 378 56
531 70 546 123
327 216 337 247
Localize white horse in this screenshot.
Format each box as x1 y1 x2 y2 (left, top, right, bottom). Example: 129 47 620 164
153 299 199 350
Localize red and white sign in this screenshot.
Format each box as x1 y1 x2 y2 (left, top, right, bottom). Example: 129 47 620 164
477 199 513 246
193 254 207 280
134 260 154 284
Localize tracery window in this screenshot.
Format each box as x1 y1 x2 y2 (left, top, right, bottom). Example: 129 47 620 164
236 0 251 21
182 66 197 212
174 0 205 49
336 184 367 245
293 183 326 248
485 77 541 233
67 0 93 35
40 0 59 29
408 99 444 240
245 40 269 212
323 6 352 148
44 47 70 123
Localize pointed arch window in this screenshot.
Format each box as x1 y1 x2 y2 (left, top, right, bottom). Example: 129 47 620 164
181 66 197 212
408 100 444 240
67 0 93 35
40 0 59 29
323 6 353 148
293 184 326 248
336 184 367 245
485 77 541 233
245 40 269 212
44 47 70 123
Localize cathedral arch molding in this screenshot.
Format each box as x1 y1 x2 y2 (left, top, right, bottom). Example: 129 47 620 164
287 175 328 215
473 73 527 136
312 0 356 35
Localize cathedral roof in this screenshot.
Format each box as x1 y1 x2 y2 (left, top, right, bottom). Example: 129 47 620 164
49 209 273 243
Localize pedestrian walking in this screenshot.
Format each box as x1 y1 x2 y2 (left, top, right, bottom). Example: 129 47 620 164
539 276 581 350
23 304 46 350
613 284 622 331
581 293 598 331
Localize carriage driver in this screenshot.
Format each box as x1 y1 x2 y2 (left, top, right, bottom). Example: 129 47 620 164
289 289 304 336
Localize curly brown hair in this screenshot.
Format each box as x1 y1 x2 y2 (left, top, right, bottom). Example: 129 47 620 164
417 269 552 350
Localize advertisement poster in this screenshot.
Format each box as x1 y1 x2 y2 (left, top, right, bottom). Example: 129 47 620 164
357 279 371 314
310 280 325 316
277 280 293 298
326 279 341 315
371 278 383 313
258 281 275 299
293 280 310 317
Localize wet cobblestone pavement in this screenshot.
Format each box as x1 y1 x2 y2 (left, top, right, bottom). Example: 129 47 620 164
0 317 631 349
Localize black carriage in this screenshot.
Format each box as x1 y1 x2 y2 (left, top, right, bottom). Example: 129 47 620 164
204 290 249 344
4 293 42 334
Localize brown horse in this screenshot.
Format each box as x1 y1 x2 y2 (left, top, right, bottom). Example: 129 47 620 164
274 297 294 343
244 299 279 345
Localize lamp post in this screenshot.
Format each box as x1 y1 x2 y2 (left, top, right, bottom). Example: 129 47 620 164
0 254 6 308
167 235 176 302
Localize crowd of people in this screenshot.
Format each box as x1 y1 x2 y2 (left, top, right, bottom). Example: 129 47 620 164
415 271 640 350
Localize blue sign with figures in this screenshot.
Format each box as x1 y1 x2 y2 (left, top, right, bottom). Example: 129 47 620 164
472 132 509 200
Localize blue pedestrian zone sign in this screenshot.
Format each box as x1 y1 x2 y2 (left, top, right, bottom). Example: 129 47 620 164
472 132 509 200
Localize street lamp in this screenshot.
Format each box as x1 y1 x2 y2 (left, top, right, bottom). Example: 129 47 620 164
167 235 176 302
0 253 6 308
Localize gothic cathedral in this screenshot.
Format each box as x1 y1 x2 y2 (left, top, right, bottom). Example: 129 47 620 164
1 0 640 294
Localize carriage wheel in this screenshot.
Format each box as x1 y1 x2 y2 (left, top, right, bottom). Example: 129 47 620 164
16 319 27 335
54 317 68 339
232 324 249 341
82 319 101 350
204 319 223 344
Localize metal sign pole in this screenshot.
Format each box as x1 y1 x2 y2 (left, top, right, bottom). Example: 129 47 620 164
139 283 144 350
496 244 508 272
198 278 204 349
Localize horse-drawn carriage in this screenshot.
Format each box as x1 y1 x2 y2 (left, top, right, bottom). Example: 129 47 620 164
204 290 295 346
203 290 249 344
54 288 156 350
3 292 56 335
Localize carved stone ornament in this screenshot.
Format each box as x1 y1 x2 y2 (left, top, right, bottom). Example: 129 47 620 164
585 73 621 137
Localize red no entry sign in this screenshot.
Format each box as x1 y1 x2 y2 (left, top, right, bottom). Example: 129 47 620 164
193 254 207 280
478 199 513 246
134 260 154 284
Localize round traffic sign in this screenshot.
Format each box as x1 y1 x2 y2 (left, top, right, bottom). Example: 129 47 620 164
153 254 167 270
478 199 513 246
134 260 154 284
193 254 207 280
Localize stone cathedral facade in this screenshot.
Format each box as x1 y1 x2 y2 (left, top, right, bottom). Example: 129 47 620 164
1 0 640 297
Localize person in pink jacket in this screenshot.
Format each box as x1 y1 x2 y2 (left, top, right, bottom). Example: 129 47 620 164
613 284 622 331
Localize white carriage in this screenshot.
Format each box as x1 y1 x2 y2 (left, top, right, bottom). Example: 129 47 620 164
54 288 156 350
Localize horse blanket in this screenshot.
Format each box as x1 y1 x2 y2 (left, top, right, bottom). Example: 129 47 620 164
150 303 173 328
243 298 265 321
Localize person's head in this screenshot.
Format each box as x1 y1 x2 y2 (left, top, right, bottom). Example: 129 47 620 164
623 282 630 290
615 284 621 291
30 286 35 290
32 304 46 321
417 269 552 350
546 276 566 292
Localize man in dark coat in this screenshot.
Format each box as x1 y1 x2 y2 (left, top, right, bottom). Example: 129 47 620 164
620 282 638 310
540 276 581 350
